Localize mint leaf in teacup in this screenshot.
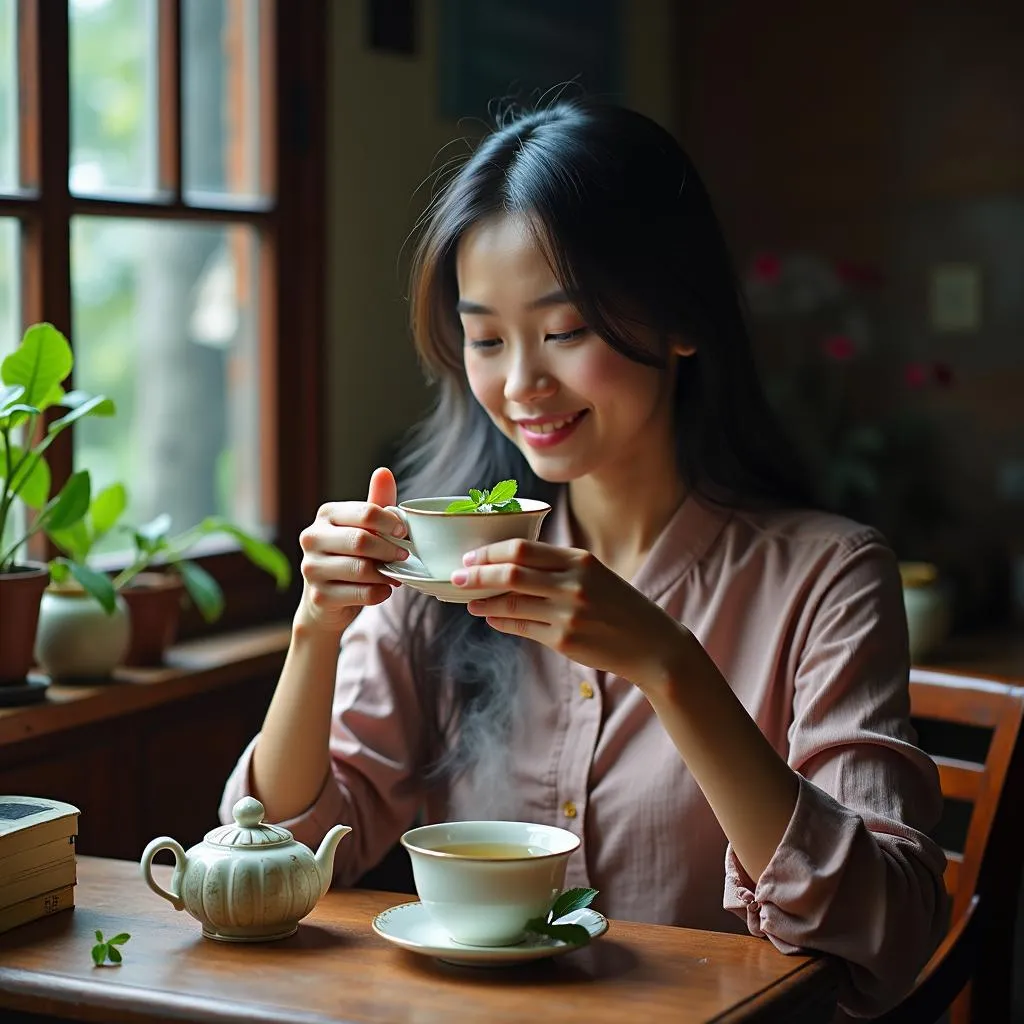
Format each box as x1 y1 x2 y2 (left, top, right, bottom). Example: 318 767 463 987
524 887 599 947
445 479 522 514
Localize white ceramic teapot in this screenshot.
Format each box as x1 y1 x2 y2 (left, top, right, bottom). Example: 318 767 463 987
140 796 352 942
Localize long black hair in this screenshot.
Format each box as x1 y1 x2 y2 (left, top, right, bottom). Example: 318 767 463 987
395 98 808 785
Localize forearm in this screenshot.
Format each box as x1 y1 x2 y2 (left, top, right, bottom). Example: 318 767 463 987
643 628 799 880
251 609 354 822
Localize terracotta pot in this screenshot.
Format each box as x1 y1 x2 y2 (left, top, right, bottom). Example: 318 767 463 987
0 562 50 685
121 572 186 666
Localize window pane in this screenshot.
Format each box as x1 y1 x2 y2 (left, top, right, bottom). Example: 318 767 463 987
0 217 20 556
0 217 17 352
71 217 268 555
70 0 158 198
0 0 16 191
183 0 269 202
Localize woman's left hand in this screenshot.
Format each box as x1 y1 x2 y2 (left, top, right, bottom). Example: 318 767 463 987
451 539 692 694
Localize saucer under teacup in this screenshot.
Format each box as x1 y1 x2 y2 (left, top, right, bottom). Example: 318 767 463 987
371 900 608 966
379 553 505 604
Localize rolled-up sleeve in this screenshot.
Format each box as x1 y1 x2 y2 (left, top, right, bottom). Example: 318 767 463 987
219 590 424 886
723 534 949 1017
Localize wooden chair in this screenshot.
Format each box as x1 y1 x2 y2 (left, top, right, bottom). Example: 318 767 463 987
875 668 1024 1024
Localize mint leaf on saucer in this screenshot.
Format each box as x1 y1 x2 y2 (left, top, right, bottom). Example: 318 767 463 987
550 887 599 920
524 887 600 948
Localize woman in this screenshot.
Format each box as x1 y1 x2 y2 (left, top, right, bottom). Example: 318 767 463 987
221 99 946 1017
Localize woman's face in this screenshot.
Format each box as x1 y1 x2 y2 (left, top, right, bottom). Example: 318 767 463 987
455 214 679 486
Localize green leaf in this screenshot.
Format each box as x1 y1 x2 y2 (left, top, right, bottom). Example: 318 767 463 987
494 498 522 513
43 471 91 531
0 384 25 411
444 499 478 513
106 946 122 964
49 561 72 585
108 933 131 945
91 943 107 967
90 483 127 536
523 919 592 946
550 887 599 921
95 930 104 944
175 559 224 622
0 441 50 508
135 514 172 551
1 323 73 408
0 402 40 431
486 479 517 505
49 520 91 563
196 518 291 588
47 393 116 434
468 489 484 505
65 560 117 614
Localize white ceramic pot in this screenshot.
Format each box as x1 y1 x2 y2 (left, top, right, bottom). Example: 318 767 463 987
899 562 952 665
34 589 131 680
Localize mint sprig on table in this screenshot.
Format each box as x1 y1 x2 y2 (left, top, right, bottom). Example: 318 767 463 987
524 887 599 947
91 930 130 966
445 479 522 514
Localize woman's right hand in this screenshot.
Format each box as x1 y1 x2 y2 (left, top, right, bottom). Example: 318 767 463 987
295 467 409 633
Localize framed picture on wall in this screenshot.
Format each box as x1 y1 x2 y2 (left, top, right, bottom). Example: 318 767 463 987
439 0 622 120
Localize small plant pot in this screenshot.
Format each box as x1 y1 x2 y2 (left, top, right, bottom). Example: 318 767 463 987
900 561 952 665
120 572 186 666
34 587 131 681
0 562 50 687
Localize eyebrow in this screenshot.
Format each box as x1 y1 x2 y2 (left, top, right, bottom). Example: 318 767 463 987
455 289 574 315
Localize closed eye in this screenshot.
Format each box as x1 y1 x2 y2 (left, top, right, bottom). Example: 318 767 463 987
546 327 590 343
465 337 502 350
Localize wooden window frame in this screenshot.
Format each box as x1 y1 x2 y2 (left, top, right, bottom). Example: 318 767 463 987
0 0 325 636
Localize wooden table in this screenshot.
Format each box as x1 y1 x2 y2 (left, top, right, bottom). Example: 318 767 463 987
0 857 838 1024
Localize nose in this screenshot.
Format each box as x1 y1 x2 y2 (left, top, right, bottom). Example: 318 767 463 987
503 351 557 404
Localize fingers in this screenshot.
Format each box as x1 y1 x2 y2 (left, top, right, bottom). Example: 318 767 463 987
366 466 398 513
461 539 573 570
451 561 554 597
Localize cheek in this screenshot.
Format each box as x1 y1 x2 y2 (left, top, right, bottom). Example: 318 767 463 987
464 357 504 413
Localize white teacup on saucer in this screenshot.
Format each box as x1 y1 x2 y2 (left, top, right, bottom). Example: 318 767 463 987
382 497 551 580
399 820 580 948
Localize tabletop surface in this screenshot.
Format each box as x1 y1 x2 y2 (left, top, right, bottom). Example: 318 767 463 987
0 856 838 1024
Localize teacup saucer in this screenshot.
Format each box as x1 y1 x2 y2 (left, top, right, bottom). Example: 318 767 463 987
379 556 505 604
371 901 608 966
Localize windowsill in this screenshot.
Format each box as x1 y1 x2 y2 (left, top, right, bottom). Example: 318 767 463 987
0 621 291 747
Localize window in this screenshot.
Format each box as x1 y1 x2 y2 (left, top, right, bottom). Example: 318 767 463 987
0 0 325 633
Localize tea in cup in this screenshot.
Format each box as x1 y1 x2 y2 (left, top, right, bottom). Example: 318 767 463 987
384 497 550 579
400 820 580 947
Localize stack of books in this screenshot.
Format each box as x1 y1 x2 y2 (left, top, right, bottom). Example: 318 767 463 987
0 796 80 934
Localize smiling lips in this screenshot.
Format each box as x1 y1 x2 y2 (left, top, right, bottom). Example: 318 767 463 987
514 410 588 448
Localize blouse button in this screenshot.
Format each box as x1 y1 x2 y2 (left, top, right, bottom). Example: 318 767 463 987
579 681 594 699
562 800 578 819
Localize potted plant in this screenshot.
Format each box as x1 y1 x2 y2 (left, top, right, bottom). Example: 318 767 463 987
41 486 291 669
0 323 114 700
34 480 128 681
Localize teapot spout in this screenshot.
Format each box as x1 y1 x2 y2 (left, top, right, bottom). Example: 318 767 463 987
315 824 353 898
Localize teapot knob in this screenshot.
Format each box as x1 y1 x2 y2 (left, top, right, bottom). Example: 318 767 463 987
232 796 266 829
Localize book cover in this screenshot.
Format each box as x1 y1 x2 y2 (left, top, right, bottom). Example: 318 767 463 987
0 797 79 860
0 884 75 935
0 835 76 881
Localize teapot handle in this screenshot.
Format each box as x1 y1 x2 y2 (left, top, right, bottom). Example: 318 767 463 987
140 836 187 911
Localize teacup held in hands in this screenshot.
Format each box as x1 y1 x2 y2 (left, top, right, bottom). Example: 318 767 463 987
384 497 551 579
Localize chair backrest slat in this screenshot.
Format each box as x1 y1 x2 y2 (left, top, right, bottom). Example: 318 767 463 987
877 667 1024 1024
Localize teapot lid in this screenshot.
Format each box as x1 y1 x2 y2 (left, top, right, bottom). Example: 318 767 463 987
205 797 292 848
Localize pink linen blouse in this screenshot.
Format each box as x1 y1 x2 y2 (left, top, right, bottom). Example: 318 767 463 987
221 493 948 1018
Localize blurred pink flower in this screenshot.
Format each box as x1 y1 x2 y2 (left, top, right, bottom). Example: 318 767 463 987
822 334 856 361
834 260 884 288
751 253 782 283
904 362 928 388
